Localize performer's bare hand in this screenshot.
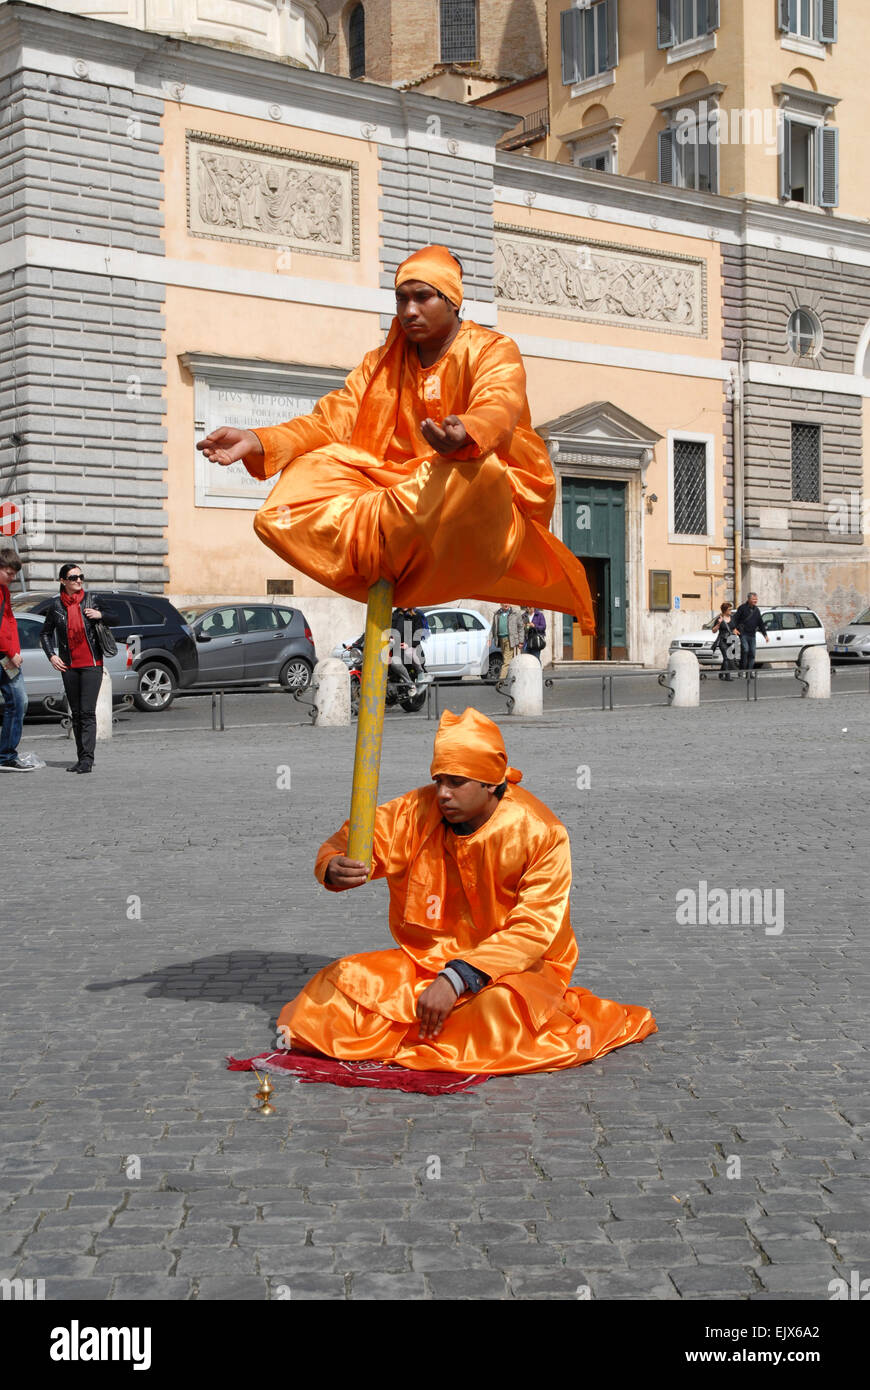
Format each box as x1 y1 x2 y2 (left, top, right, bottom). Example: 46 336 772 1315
416 977 458 1039
421 415 470 456
324 855 369 890
196 426 264 467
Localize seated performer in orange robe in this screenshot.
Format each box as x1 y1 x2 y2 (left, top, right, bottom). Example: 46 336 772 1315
196 244 594 628
276 709 656 1075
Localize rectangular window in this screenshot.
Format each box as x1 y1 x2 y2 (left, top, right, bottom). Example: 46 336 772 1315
779 0 837 42
440 0 478 63
659 107 718 192
791 423 821 502
673 439 709 535
576 150 612 171
561 1 618 84
780 119 838 207
658 0 719 47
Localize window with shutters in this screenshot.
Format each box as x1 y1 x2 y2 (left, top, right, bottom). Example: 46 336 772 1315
668 433 713 540
778 0 837 44
791 423 821 503
779 117 838 207
348 4 365 79
658 103 718 193
440 0 478 64
560 1 618 87
657 0 720 50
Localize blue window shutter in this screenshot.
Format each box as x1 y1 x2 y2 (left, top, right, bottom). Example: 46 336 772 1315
657 0 675 49
780 116 792 198
819 125 839 206
818 0 837 43
707 0 720 32
605 0 619 69
658 127 676 184
561 8 581 85
778 0 792 32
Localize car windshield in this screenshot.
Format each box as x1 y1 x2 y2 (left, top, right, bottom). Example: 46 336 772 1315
852 607 870 625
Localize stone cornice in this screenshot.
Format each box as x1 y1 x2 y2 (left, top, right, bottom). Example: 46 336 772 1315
494 152 870 255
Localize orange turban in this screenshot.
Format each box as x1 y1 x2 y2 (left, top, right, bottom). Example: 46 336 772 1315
430 708 522 786
395 244 463 308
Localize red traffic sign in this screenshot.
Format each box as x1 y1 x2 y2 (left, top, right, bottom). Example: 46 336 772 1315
0 501 22 536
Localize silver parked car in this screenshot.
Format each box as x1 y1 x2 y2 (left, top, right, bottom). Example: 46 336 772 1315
669 606 827 667
1 612 139 713
180 603 317 691
830 606 870 663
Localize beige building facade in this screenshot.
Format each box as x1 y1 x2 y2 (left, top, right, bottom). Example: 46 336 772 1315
2 0 867 670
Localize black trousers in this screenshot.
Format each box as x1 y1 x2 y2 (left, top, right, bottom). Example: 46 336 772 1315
62 666 103 765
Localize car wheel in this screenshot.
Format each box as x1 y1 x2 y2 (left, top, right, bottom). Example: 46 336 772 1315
484 654 503 684
279 657 313 692
133 662 176 712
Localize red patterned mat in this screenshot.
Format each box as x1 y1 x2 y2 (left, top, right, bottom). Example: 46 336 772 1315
227 1049 491 1095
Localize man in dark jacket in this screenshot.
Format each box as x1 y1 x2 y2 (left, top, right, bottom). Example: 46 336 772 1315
732 592 768 673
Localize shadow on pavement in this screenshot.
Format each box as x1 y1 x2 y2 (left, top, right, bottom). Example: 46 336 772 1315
85 950 333 1011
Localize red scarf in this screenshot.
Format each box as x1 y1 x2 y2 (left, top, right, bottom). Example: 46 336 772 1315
60 588 99 667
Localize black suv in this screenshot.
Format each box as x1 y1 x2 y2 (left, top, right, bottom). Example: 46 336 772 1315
13 590 199 711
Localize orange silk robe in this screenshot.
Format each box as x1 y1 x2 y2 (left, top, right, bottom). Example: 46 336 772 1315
278 783 656 1074
248 320 594 625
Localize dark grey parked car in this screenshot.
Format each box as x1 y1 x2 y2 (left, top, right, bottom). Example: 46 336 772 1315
180 603 317 691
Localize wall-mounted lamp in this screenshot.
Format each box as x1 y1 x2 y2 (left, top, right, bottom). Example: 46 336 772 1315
645 492 658 515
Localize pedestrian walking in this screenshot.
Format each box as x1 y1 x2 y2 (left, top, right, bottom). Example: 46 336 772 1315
39 563 113 774
732 592 768 674
712 601 737 680
522 604 547 661
492 604 523 678
0 548 36 773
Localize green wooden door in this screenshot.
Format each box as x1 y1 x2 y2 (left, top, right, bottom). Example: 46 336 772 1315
562 478 627 657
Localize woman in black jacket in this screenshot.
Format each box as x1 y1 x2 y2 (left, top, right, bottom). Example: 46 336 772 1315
40 563 109 773
712 600 737 681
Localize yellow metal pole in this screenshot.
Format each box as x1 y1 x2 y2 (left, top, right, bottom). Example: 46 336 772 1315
347 577 395 871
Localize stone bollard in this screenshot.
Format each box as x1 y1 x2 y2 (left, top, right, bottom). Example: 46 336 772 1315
796 645 831 699
95 666 113 740
664 649 699 707
313 657 351 726
508 653 543 716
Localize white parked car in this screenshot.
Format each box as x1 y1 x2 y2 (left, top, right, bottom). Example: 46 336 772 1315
669 606 827 667
331 604 492 679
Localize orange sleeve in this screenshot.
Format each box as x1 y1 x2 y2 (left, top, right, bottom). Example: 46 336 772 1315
246 353 375 481
314 795 405 890
453 826 572 980
453 335 527 461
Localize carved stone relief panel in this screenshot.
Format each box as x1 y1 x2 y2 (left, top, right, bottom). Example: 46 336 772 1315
186 131 358 258
494 225 706 337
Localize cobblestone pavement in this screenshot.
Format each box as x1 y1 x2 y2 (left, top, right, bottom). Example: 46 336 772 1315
2 693 868 1301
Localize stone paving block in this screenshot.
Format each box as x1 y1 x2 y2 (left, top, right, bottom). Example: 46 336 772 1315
197 1276 270 1300
110 1275 193 1299
410 1245 490 1271
333 1245 409 1273
94 1245 175 1274
351 1272 427 1300
668 1265 758 1296
425 1269 508 1299
756 1264 839 1295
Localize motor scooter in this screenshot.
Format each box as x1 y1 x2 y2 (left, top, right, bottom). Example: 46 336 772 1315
339 638 432 714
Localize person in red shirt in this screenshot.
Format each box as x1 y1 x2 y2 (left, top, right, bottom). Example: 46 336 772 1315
39 562 107 774
0 548 35 772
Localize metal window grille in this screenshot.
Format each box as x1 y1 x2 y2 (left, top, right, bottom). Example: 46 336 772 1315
791 423 821 502
673 439 708 534
348 4 365 78
441 0 477 63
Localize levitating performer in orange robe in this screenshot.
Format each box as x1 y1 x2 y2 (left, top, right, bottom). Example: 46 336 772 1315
196 244 594 628
276 709 656 1075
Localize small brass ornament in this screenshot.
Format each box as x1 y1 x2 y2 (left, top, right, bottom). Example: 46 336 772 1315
252 1068 276 1116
